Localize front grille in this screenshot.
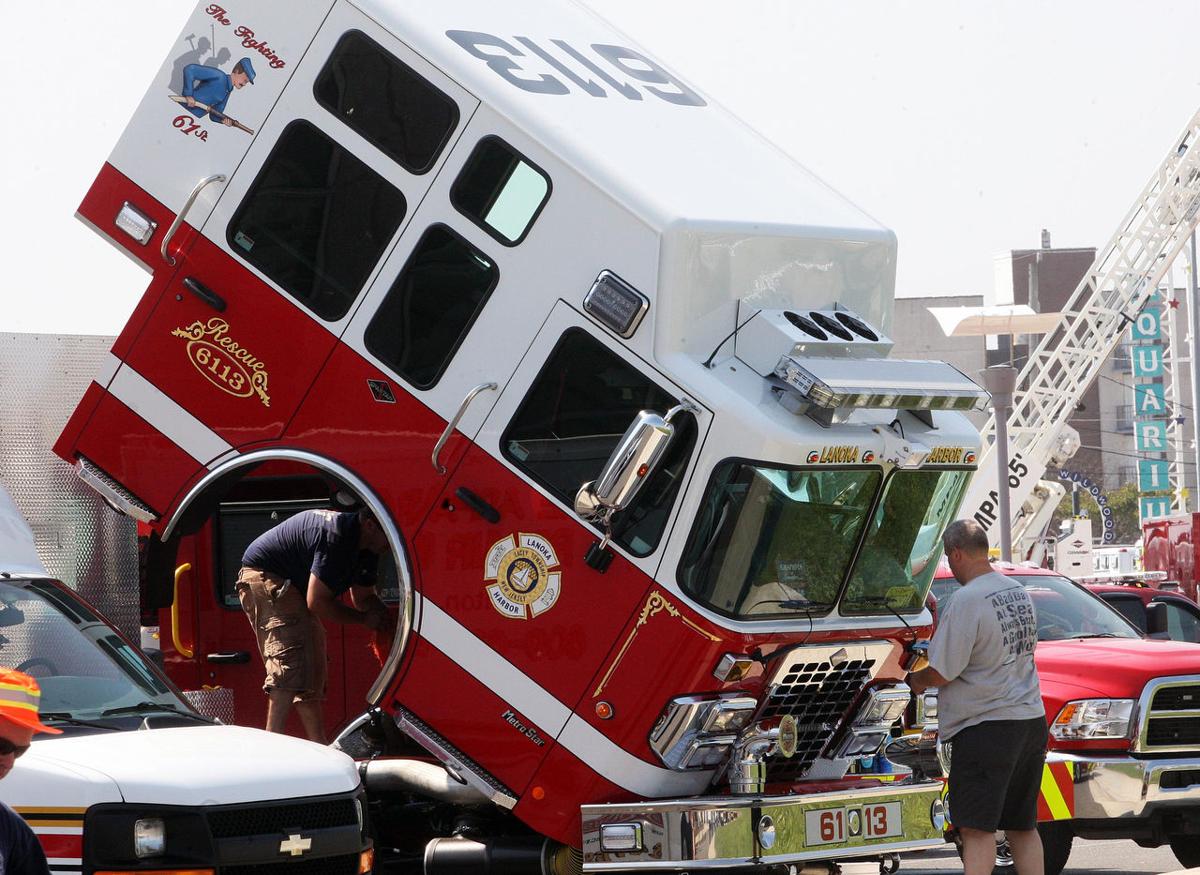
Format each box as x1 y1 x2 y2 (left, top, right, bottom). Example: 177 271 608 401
759 643 889 781
1140 677 1200 752
1147 717 1200 747
223 853 360 875
1153 685 1200 711
208 798 357 839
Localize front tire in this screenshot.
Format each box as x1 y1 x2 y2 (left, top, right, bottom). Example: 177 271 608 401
1038 822 1073 875
1169 835 1200 869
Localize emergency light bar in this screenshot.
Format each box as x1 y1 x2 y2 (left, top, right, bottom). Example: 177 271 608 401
775 357 990 412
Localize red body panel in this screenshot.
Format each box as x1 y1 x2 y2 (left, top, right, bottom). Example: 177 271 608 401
412 444 657 712
73 393 201 515
120 233 339 450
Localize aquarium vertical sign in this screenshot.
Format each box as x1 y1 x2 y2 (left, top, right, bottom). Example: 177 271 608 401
1132 297 1171 521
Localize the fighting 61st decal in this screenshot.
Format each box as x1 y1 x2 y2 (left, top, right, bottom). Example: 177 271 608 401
484 533 561 620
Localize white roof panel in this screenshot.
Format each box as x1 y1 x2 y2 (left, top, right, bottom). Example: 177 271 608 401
354 0 889 240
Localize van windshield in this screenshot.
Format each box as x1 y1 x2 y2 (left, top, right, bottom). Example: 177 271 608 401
0 581 189 725
678 462 881 619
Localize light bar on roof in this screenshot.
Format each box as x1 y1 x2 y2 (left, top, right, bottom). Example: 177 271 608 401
775 356 990 411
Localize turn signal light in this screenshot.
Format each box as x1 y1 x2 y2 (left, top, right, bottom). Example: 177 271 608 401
359 848 375 874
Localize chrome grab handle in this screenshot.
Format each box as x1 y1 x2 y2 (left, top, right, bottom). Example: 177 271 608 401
433 382 497 474
161 173 227 265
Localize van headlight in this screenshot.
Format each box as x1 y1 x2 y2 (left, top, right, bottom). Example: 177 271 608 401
134 816 166 858
1050 699 1134 740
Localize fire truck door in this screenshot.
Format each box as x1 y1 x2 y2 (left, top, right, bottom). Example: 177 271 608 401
406 306 707 784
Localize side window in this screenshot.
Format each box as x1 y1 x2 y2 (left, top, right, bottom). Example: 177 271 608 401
1163 600 1200 643
365 225 499 389
315 30 460 174
228 120 407 321
502 328 696 556
451 137 550 246
1104 595 1147 632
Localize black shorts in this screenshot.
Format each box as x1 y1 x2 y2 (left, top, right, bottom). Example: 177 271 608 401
947 716 1048 832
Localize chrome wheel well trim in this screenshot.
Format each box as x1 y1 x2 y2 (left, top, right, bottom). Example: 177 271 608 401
162 447 413 706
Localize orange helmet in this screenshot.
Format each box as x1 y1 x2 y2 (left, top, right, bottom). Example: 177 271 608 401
0 668 62 735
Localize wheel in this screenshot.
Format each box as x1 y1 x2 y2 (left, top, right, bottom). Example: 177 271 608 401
1038 822 1073 875
16 657 58 677
949 830 1015 874
1169 835 1200 869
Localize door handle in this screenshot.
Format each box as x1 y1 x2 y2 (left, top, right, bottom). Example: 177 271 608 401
455 486 500 524
183 277 227 312
206 651 251 664
432 382 497 474
161 173 227 265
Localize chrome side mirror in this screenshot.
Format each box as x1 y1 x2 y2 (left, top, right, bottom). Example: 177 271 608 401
575 402 696 546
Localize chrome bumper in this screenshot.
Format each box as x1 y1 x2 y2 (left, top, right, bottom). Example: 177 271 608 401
581 783 944 871
1055 752 1200 819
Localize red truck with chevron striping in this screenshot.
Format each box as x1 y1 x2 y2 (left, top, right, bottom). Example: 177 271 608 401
922 562 1200 874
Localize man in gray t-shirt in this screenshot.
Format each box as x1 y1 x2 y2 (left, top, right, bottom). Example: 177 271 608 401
908 520 1048 875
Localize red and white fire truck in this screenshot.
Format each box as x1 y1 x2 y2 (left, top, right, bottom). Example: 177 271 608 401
54 1 991 870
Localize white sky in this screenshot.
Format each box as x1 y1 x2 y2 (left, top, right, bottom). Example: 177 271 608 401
4 1 1200 334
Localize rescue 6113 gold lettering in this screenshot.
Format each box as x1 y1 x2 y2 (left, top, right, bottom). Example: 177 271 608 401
171 317 272 407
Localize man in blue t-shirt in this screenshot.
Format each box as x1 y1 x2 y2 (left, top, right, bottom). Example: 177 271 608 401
237 508 389 741
180 57 255 125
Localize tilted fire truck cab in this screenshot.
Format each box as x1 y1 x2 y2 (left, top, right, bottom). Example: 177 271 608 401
56 0 988 869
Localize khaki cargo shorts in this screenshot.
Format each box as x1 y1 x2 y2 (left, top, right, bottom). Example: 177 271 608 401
235 568 327 702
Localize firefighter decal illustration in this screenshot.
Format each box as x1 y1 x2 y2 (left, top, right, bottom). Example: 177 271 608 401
167 6 290 137
484 533 561 620
171 317 272 407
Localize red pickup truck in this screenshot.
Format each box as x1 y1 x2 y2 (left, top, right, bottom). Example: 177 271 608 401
928 563 1200 874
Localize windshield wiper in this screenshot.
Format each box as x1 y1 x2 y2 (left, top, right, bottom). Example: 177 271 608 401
39 712 122 731
100 701 214 722
1064 632 1124 640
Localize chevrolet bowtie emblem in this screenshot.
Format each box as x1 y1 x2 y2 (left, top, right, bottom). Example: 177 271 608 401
280 833 313 856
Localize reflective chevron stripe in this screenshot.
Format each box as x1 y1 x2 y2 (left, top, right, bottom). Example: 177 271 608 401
1037 761 1075 821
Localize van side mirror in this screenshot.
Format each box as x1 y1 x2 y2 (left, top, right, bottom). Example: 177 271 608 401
1146 601 1169 637
575 402 695 546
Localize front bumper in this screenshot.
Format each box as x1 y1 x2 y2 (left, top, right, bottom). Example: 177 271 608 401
581 783 944 871
1054 752 1200 819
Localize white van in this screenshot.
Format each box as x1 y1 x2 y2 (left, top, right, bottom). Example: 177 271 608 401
0 484 372 874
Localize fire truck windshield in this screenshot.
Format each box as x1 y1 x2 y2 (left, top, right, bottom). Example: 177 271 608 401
840 469 972 615
0 580 191 725
677 462 881 619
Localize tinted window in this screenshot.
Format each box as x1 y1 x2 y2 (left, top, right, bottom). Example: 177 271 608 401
366 225 499 389
315 30 459 174
229 120 407 321
1161 599 1200 643
1101 594 1148 631
502 329 695 555
452 137 550 245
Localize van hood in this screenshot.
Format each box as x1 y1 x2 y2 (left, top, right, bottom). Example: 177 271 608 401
1036 637 1200 696
30 724 359 805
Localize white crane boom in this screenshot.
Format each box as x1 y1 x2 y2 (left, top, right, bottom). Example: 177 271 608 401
963 108 1200 547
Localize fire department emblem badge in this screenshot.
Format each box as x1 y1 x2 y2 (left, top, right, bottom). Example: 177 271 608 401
484 533 561 620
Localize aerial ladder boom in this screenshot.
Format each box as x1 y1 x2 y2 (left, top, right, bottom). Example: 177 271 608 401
962 107 1200 548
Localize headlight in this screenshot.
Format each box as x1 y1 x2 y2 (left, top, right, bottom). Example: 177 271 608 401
134 816 165 858
1050 699 1135 740
650 695 758 769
